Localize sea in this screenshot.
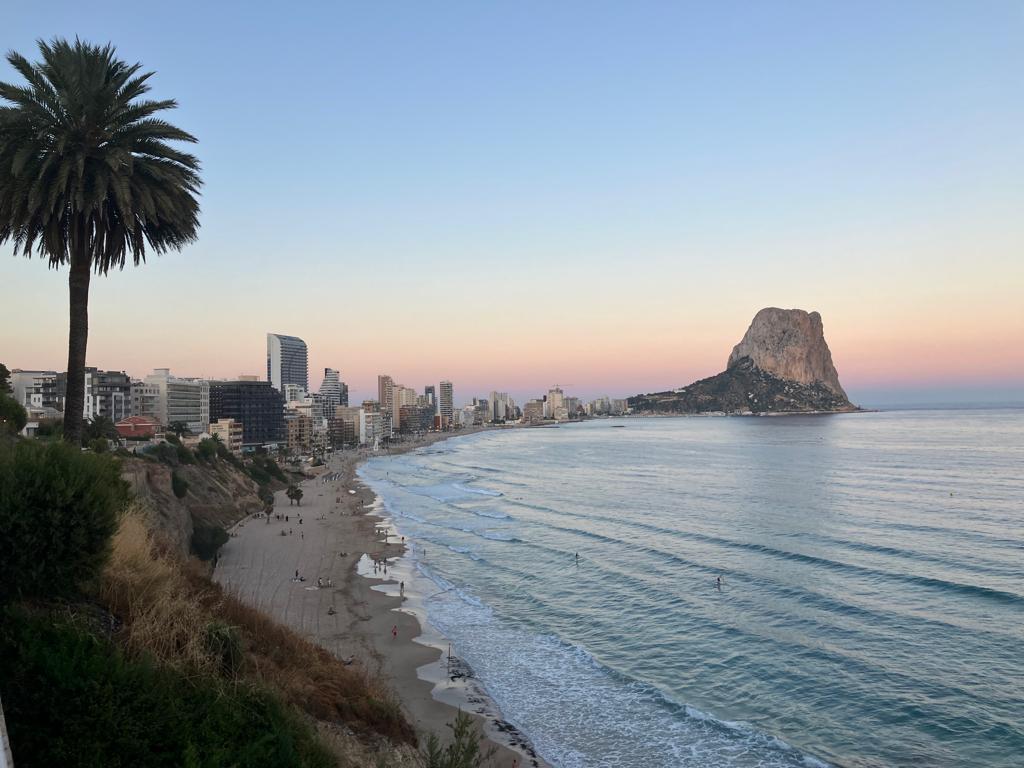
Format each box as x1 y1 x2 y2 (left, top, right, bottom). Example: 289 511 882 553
358 410 1024 768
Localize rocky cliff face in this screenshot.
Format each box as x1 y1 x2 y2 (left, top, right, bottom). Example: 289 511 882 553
122 458 267 556
727 308 848 398
630 307 856 414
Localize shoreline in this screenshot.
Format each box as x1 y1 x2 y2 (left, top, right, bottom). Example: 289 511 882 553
214 426 546 768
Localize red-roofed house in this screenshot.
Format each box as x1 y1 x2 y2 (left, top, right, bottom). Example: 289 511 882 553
116 415 161 439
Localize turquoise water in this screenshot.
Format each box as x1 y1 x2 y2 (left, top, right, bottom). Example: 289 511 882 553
359 411 1024 767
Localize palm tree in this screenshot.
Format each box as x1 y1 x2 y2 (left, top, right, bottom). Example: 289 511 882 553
0 39 201 444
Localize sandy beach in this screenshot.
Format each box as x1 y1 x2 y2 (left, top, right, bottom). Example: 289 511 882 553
214 428 545 768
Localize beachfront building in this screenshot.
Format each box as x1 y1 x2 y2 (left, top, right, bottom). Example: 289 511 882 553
399 404 433 434
424 385 436 410
267 333 308 393
286 415 314 455
439 380 454 428
209 418 244 454
361 410 383 447
547 386 565 415
332 405 363 447
319 368 346 412
209 379 285 447
131 368 209 434
377 374 395 435
392 383 418 431
489 391 514 423
522 399 545 423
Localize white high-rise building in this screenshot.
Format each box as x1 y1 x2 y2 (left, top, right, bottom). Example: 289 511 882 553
267 333 308 393
489 391 512 423
10 370 59 410
319 368 343 413
282 383 307 403
132 369 209 433
547 386 565 414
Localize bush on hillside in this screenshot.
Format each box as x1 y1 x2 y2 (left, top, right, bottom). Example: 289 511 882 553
176 443 195 465
142 442 179 465
195 438 218 462
99 512 416 744
34 419 62 439
171 470 189 499
0 608 335 768
191 525 228 561
0 392 27 433
0 440 126 602
420 710 497 768
205 621 243 677
250 454 286 483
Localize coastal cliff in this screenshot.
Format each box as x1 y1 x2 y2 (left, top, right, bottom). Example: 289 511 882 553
630 307 857 414
121 454 271 556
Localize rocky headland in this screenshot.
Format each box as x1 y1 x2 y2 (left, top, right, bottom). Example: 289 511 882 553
630 307 858 414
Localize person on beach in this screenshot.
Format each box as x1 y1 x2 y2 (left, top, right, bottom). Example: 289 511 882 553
392 625 398 640
400 581 405 595
716 575 723 590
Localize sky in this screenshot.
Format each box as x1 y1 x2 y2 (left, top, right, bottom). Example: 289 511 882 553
2 1 1022 407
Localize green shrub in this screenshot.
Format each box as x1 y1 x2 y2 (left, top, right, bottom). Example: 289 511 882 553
191 525 228 561
34 419 63 439
171 471 189 499
0 392 27 433
175 443 195 465
0 441 126 602
204 621 243 677
196 438 218 462
247 463 271 485
143 442 179 465
0 608 334 768
89 437 109 454
421 710 497 768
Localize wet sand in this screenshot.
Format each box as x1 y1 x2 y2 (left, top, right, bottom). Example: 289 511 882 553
214 429 546 767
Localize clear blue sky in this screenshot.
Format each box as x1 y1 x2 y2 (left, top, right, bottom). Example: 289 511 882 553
3 2 1022 406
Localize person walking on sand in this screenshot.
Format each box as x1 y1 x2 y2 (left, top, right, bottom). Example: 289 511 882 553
392 625 398 640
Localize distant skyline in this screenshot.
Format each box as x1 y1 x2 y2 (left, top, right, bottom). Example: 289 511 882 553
2 2 1022 407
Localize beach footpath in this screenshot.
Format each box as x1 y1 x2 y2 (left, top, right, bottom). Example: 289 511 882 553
214 431 544 768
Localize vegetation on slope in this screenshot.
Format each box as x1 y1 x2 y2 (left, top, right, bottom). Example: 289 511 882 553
0 607 335 768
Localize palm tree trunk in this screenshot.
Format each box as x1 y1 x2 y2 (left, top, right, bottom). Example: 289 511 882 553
63 252 91 445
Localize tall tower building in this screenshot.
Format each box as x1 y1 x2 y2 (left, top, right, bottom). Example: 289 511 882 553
319 368 342 413
424 385 436 411
266 333 308 393
439 380 454 427
377 374 395 434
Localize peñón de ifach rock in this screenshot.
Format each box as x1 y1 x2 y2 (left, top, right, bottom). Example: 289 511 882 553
629 308 857 414
728 307 848 399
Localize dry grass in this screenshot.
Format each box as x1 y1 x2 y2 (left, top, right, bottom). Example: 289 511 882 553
99 507 416 746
